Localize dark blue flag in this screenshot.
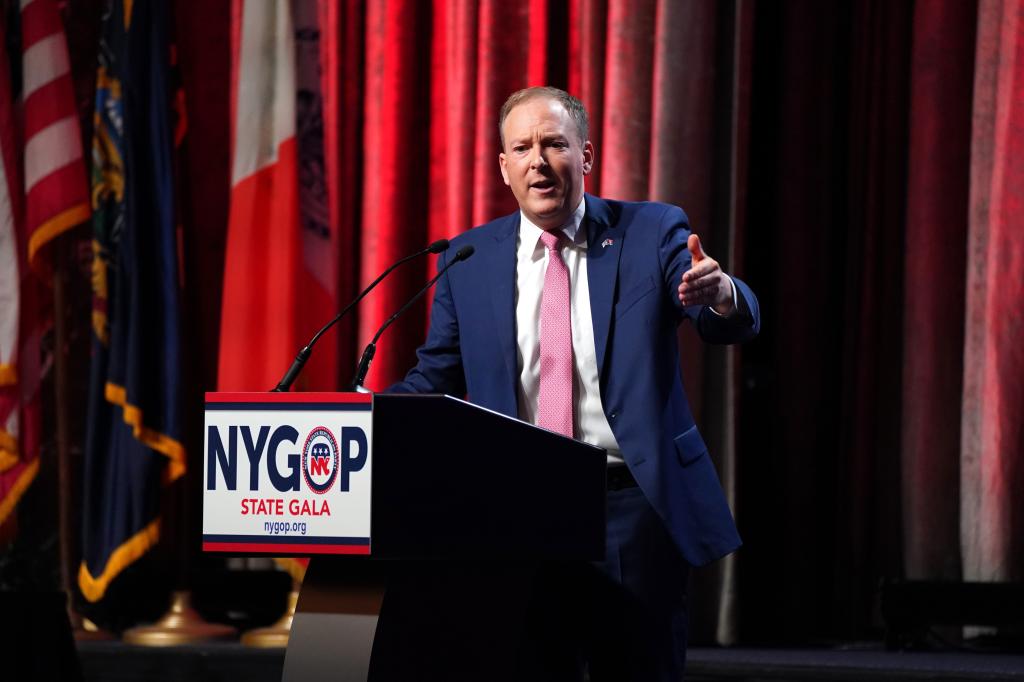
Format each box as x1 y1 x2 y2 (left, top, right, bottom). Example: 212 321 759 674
80 0 185 604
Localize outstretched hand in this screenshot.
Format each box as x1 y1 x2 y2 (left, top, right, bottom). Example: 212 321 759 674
678 234 734 315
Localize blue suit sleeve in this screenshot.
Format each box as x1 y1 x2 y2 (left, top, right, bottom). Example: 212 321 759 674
658 205 761 344
388 250 468 395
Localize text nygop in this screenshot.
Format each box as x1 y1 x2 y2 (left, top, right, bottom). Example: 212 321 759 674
207 425 367 492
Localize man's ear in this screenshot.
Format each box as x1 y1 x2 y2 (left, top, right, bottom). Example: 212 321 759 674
498 152 511 186
582 141 595 176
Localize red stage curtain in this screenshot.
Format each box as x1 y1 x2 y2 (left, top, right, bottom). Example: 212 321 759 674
961 0 1024 583
319 0 364 383
901 0 977 582
735 0 913 640
175 1 231 398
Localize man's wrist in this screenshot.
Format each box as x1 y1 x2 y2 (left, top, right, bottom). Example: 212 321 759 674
709 276 738 317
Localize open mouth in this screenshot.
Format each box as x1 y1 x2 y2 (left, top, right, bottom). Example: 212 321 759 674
530 179 557 193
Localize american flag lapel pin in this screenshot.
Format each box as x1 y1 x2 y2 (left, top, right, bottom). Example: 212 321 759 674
601 238 615 248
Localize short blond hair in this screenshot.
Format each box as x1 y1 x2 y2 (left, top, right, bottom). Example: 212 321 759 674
498 86 589 148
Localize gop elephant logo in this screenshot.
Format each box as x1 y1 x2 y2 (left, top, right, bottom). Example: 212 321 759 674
301 426 339 494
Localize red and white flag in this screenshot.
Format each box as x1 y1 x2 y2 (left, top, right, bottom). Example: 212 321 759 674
20 0 90 275
220 0 301 391
0 0 85 529
0 26 20 480
0 44 35 530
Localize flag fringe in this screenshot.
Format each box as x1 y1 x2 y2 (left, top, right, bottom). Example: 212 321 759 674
104 381 186 481
26 201 90 273
0 450 17 474
0 428 17 469
78 517 160 603
0 458 38 527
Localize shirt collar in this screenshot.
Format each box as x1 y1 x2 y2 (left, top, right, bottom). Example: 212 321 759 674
519 195 587 253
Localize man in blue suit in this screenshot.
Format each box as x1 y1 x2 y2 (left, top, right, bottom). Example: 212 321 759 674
392 87 759 681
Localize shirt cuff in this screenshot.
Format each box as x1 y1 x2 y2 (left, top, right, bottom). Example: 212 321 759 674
708 275 738 318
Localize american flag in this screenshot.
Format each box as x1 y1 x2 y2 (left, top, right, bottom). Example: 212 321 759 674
20 0 90 275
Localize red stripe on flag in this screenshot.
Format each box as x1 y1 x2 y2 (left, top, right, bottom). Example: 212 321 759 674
19 0 88 277
22 79 78 140
19 0 62 52
24 161 89 231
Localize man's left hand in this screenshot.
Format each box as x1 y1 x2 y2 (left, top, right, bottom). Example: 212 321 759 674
678 234 734 315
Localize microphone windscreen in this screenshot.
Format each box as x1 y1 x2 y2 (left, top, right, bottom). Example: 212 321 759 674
428 239 450 254
455 245 475 262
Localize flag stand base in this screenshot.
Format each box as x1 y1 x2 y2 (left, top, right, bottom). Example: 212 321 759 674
123 591 235 646
241 589 298 648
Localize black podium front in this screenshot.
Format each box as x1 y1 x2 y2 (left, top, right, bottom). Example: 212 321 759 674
282 394 606 681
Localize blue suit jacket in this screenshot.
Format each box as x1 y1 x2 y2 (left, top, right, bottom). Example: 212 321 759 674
392 194 760 566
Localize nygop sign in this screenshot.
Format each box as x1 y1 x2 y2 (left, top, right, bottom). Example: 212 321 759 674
202 392 373 555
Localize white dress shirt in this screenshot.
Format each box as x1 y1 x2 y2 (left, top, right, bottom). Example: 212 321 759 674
515 197 623 461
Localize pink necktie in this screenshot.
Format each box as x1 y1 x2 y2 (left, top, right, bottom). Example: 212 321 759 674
537 231 574 437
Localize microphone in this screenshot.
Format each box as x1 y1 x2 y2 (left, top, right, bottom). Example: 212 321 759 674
350 244 475 390
271 239 450 392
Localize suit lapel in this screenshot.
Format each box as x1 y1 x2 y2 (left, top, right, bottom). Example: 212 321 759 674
584 194 622 373
486 212 520 409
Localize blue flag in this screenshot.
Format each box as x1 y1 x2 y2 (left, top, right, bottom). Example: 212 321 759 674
80 0 185 604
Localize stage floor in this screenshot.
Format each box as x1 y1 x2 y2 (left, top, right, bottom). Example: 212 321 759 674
687 647 1024 681
76 641 1024 682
